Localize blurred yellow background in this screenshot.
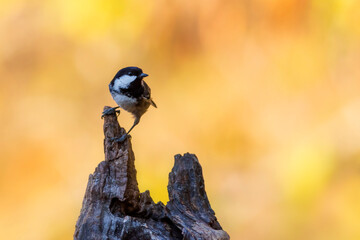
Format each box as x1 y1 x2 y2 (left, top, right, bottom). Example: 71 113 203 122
1 0 360 239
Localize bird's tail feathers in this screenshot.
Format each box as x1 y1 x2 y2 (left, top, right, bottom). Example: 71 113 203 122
151 99 157 108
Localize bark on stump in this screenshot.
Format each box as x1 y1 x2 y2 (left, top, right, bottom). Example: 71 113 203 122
74 106 230 240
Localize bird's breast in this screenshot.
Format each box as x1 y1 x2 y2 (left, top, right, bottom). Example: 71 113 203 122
111 92 137 112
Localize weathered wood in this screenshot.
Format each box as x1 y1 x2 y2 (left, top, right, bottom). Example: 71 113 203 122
74 106 229 240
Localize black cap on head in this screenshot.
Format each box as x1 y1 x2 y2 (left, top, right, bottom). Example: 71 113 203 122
115 66 144 78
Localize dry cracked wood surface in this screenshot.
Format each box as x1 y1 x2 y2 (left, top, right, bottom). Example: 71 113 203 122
74 106 229 240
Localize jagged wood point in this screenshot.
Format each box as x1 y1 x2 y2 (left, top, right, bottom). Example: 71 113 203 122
74 106 230 240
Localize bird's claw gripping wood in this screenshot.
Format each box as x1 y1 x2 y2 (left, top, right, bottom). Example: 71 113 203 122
101 106 120 118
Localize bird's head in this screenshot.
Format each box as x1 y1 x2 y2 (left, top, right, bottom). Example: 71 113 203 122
116 66 148 80
112 66 149 89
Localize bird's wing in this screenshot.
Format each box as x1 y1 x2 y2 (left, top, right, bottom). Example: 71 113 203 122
142 81 151 99
142 81 157 108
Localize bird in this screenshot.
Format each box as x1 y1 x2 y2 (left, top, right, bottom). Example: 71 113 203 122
102 66 157 142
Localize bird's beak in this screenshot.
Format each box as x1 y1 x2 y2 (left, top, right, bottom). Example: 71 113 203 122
140 73 148 78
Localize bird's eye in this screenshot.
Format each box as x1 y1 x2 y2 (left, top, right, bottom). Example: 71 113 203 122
128 72 132 76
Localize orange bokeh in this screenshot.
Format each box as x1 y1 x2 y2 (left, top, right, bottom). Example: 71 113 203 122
1 0 360 239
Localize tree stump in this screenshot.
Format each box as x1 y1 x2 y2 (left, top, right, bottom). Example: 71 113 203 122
74 106 230 240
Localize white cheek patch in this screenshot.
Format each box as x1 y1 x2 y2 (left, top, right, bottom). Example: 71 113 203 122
113 75 137 89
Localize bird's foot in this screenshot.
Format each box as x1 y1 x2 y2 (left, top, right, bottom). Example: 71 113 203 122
110 134 129 143
101 107 120 118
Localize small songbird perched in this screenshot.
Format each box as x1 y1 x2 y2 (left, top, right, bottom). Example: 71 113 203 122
102 66 157 142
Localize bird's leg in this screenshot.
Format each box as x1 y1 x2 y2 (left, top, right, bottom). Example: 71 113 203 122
101 106 120 118
113 117 140 142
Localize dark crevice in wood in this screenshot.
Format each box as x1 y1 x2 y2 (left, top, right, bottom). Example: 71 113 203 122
74 106 229 240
